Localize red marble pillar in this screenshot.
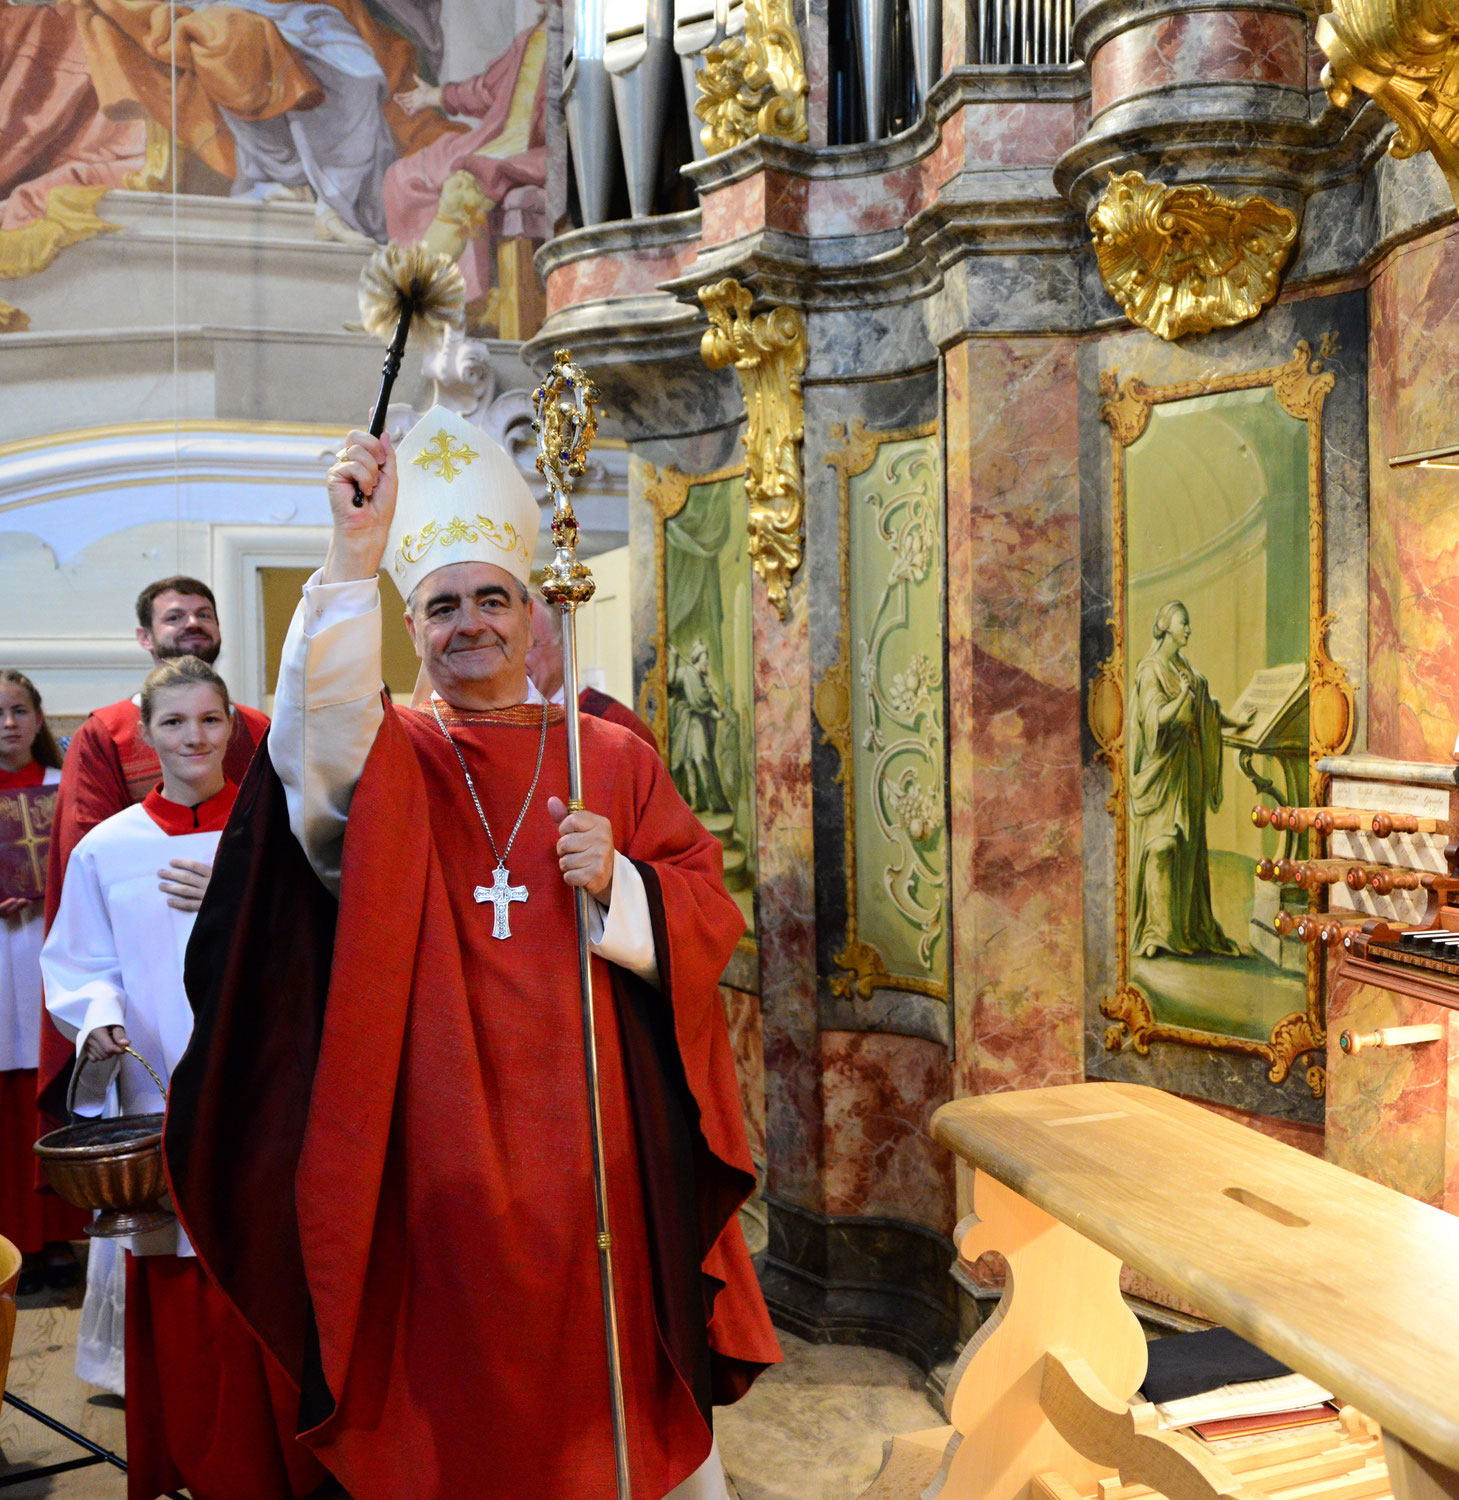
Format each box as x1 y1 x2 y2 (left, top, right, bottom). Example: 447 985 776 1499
1366 220 1459 762
945 338 1085 1130
1326 980 1459 1211
753 579 823 1211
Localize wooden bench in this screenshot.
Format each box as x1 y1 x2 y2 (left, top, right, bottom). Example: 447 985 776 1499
864 1082 1459 1500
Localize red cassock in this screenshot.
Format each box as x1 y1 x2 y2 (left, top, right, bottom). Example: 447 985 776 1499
580 685 660 752
37 698 268 1132
165 704 780 1499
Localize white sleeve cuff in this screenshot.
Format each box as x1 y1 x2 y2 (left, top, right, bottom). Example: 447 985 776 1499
72 997 127 1117
588 851 659 990
301 571 382 639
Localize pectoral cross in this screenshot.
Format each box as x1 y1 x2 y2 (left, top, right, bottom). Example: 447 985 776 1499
474 864 528 940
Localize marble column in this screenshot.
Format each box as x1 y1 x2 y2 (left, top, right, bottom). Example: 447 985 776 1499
944 337 1085 1132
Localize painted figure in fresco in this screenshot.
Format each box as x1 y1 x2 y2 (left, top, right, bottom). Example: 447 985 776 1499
10 0 451 244
201 0 403 243
1129 600 1254 960
0 4 146 314
385 6 547 319
669 640 732 817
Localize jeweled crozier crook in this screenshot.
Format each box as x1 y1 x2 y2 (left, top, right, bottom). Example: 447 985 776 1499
531 351 631 1500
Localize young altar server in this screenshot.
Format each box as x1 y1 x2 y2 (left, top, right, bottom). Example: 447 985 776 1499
41 656 329 1500
0 671 88 1290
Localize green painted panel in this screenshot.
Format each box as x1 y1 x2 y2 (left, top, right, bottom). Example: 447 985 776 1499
849 434 946 989
1124 386 1310 1042
664 474 757 933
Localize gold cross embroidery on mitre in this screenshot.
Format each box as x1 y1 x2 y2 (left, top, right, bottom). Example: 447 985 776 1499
412 429 480 482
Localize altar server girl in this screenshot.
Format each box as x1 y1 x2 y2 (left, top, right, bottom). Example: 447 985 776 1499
0 670 87 1291
42 655 327 1500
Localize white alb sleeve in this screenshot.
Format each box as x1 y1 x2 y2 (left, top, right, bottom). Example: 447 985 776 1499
268 571 386 896
39 847 126 1115
586 851 659 989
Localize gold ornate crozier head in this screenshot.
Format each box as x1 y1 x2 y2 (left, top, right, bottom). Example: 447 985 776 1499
1089 171 1299 342
532 348 600 610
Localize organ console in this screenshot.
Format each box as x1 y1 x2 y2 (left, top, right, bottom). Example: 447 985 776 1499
1338 1023 1444 1054
1371 810 1446 838
1248 775 1459 977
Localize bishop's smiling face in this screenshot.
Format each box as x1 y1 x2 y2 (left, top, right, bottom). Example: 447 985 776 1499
405 561 534 710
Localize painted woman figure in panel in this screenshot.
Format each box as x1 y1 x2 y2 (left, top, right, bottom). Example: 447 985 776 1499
1128 601 1252 960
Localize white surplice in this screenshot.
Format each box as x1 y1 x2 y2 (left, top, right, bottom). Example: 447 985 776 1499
0 765 59 1072
271 572 730 1500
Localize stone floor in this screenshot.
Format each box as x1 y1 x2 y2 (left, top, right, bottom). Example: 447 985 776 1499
0 1286 943 1498
717 1335 944 1500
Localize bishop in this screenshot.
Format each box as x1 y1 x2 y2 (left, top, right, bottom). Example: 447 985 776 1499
164 404 780 1499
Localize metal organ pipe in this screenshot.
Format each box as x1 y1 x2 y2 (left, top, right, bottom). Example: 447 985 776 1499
908 0 943 110
852 0 898 141
605 0 679 219
565 0 622 226
674 0 741 162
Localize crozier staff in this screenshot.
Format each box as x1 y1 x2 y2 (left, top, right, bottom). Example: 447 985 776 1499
42 657 328 1500
163 406 780 1500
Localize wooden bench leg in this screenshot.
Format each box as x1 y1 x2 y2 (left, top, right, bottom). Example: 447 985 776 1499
925 1171 1149 1500
1384 1435 1459 1500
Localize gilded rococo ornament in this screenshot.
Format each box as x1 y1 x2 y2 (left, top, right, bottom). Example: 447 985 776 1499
699 278 807 620
1089 171 1299 342
1318 0 1459 210
694 0 810 155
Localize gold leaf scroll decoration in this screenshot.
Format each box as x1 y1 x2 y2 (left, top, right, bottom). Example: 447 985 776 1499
694 0 810 155
1319 0 1459 211
699 278 807 621
1089 171 1299 342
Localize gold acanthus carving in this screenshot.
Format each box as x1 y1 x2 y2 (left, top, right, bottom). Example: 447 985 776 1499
699 278 807 621
1089 171 1299 342
1318 0 1459 210
694 0 809 155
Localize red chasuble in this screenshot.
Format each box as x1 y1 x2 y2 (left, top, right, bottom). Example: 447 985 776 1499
166 705 780 1500
126 1256 330 1500
37 699 268 1132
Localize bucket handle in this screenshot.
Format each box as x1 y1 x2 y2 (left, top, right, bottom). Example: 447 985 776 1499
65 1044 167 1123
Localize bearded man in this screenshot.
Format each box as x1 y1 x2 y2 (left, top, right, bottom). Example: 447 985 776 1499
165 407 780 1499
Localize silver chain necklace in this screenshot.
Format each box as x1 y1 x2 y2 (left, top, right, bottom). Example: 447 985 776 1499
430 696 549 940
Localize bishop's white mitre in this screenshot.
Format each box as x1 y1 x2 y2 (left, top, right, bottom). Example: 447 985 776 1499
384 404 539 602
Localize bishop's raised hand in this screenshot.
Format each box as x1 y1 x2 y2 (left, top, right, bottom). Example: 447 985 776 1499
323 429 398 583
